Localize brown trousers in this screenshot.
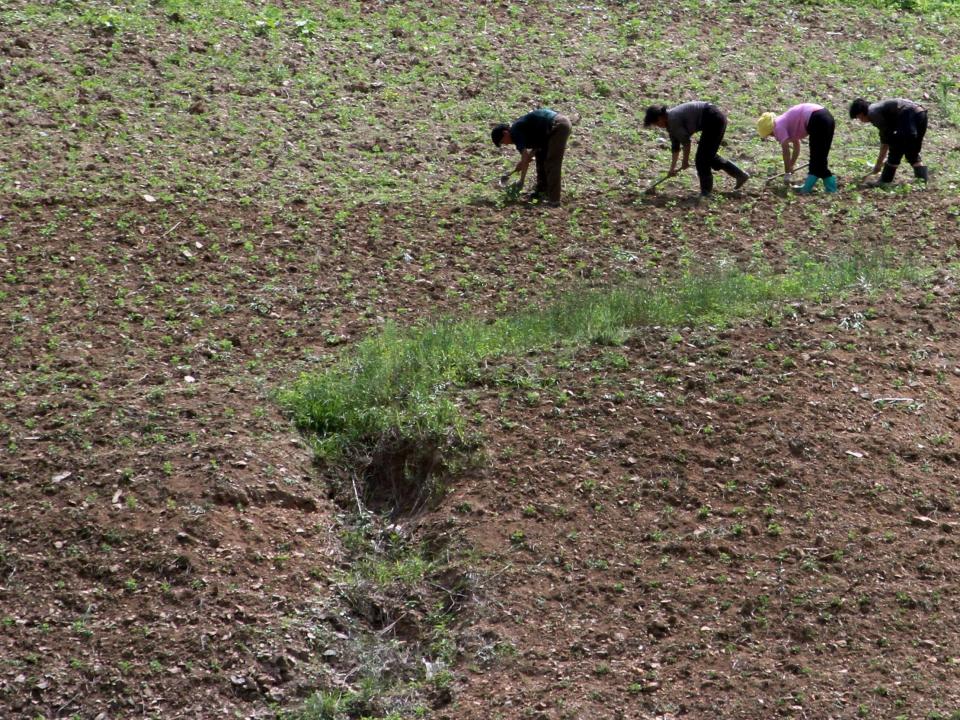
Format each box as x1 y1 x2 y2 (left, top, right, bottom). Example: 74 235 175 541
534 114 572 202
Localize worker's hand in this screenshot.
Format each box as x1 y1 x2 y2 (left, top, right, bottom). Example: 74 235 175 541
872 163 883 174
680 161 690 171
667 167 680 177
783 172 793 185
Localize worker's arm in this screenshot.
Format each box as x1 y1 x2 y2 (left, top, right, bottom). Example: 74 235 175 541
873 143 889 173
781 140 800 174
681 142 691 170
515 149 534 185
514 149 534 174
668 148 681 176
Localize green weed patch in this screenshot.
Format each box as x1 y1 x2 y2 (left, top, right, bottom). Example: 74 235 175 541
838 0 960 13
282 250 921 501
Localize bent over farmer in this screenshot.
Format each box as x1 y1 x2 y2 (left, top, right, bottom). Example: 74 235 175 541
849 98 928 185
491 108 572 205
757 103 837 194
643 101 749 197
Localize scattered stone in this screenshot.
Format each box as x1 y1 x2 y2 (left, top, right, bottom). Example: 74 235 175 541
788 438 806 456
647 620 670 639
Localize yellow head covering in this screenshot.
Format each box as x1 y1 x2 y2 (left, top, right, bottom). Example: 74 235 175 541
757 112 777 138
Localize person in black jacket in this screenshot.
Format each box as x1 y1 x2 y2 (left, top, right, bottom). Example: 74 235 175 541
644 102 749 196
492 108 572 205
850 98 928 184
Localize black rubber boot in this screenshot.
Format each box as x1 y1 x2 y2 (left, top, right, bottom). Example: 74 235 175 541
913 165 929 182
723 161 750 189
880 163 897 184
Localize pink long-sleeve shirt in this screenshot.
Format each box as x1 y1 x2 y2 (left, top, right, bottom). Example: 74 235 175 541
773 103 824 143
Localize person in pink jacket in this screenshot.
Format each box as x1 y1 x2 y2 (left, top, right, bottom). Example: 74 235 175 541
757 104 837 193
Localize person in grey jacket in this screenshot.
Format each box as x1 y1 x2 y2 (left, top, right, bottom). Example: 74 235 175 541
644 102 749 196
849 98 928 184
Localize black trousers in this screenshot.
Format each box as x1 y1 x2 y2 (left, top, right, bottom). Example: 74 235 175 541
807 108 835 179
694 105 733 194
888 107 927 167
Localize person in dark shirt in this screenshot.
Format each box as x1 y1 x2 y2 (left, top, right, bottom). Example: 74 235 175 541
643 102 749 197
850 98 928 184
492 108 572 205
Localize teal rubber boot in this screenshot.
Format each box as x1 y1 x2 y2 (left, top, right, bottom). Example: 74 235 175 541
823 175 838 193
796 174 818 194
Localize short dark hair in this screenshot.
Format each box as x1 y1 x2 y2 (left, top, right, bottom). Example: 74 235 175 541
491 123 509 146
643 104 668 127
849 98 870 119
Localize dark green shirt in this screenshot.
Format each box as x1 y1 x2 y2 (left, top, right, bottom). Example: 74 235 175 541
510 109 558 153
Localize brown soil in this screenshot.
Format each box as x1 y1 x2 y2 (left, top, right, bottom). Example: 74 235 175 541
2 191 959 718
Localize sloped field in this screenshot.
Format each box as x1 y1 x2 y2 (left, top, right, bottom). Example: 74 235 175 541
2 1 960 718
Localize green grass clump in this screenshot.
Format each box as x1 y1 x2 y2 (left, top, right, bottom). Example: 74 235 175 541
282 250 920 464
850 0 960 13
291 688 411 720
294 691 343 720
290 688 404 720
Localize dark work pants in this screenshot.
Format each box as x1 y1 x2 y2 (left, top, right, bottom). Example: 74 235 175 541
534 114 572 202
806 108 835 179
696 105 737 195
888 108 927 168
